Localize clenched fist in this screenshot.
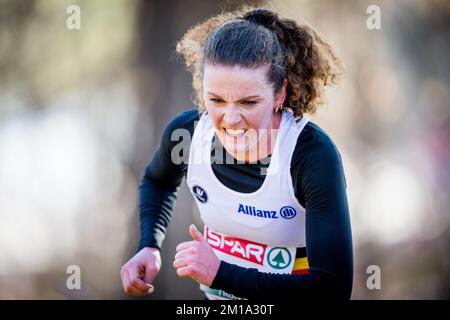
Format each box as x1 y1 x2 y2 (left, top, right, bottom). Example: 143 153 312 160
120 246 161 296
173 224 221 287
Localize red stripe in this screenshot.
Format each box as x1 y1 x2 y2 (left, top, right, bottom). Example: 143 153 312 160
292 269 309 275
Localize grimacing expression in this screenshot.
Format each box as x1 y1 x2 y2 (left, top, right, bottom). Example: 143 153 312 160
202 64 285 161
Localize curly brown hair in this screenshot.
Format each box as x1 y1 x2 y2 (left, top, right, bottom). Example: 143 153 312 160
176 6 343 118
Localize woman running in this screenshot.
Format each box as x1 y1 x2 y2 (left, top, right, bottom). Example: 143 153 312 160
120 7 353 300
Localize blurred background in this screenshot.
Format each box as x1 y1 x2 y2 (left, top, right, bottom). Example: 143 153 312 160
0 0 449 299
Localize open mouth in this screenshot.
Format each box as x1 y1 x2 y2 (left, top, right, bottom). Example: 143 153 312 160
224 128 248 138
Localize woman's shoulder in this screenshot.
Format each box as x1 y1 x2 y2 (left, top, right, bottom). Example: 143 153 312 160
164 108 201 134
290 121 347 196
167 108 200 130
291 120 343 167
299 121 335 145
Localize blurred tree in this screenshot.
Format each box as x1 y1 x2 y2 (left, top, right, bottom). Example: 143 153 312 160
0 0 35 88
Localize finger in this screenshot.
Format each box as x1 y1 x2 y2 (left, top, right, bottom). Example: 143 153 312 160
189 224 205 242
176 240 196 252
126 267 151 293
123 268 147 296
176 265 193 278
173 256 194 269
174 247 195 261
122 267 132 291
120 267 129 293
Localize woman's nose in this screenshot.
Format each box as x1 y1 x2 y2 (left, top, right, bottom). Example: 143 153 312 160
223 106 242 126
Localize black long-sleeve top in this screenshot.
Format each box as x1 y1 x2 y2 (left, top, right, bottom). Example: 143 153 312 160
138 108 353 299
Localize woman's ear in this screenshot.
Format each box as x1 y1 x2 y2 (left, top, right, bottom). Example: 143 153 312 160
275 79 288 107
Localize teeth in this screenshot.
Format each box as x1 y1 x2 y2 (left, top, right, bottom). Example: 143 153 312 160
225 128 246 137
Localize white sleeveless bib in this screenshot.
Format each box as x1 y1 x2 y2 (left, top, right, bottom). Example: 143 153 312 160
186 110 309 300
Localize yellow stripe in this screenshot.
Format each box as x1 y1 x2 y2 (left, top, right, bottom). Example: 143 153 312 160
293 257 309 271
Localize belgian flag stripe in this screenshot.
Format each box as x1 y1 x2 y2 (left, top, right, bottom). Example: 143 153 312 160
292 257 309 275
295 247 307 258
292 269 310 275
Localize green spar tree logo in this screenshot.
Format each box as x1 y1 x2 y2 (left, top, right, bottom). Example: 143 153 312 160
267 248 292 269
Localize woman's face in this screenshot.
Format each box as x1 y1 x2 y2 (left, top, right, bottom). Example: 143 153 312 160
202 63 285 162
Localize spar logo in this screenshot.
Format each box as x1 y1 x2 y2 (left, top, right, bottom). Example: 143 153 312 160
267 247 292 269
205 227 267 265
192 185 207 203
280 206 297 219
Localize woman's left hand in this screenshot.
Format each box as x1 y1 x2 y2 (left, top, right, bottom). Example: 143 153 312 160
173 224 221 287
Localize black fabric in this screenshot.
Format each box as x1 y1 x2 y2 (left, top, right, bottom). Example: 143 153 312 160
138 108 353 299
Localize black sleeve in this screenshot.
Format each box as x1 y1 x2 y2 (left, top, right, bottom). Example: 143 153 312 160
138 109 199 251
210 125 353 299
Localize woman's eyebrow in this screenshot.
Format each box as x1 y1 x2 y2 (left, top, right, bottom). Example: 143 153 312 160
206 92 262 100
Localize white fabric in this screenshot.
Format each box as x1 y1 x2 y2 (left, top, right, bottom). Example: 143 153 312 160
186 110 309 299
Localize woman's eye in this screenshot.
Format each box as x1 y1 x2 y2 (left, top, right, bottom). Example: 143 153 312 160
208 99 257 106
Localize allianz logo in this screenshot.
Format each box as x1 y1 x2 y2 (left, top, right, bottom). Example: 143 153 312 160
237 204 297 220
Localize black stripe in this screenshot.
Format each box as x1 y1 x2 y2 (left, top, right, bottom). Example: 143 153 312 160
295 247 307 258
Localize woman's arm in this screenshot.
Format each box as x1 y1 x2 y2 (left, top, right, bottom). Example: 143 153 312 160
121 109 199 296
138 158 180 251
210 124 353 299
138 109 199 251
